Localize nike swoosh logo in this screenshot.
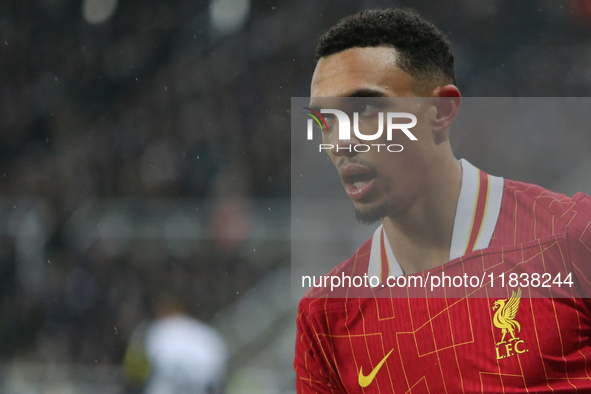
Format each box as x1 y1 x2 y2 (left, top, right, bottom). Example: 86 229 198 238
358 349 394 388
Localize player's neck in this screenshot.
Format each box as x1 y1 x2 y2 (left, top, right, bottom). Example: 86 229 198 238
382 156 462 275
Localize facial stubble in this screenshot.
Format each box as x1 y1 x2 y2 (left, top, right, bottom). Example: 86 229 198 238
354 200 390 225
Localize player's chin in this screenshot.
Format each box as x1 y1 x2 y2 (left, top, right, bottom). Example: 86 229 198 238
353 201 389 225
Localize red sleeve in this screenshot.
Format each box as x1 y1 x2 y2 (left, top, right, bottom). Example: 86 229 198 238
568 192 591 297
294 298 344 393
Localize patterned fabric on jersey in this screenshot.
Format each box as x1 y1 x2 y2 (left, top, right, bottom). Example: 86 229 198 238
295 160 591 393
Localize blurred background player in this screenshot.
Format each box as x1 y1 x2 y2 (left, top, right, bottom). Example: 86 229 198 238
124 291 227 394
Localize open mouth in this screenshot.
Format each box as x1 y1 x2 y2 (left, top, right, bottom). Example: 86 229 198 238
345 173 375 190
338 165 377 200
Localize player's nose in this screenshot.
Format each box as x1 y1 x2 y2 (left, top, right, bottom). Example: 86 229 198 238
329 125 361 158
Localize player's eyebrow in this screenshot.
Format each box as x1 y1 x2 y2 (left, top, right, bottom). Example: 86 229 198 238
346 88 388 98
308 88 387 110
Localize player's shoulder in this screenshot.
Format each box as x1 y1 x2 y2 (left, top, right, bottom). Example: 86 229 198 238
503 178 590 221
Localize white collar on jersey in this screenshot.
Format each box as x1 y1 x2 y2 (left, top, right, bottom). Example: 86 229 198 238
367 159 504 285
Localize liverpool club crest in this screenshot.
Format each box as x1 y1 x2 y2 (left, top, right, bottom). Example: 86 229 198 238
492 287 528 359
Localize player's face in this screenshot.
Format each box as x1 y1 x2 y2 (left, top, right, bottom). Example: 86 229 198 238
310 47 441 223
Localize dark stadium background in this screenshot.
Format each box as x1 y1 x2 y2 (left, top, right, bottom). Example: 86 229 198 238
1 0 591 392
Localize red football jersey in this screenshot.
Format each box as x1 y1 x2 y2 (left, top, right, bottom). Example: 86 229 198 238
295 160 591 393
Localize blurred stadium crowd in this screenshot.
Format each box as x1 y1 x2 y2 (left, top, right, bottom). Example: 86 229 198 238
1 0 591 390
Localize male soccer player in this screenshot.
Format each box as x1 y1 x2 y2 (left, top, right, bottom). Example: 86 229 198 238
294 8 591 393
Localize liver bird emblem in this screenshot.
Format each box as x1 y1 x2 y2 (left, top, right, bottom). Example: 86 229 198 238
492 287 522 346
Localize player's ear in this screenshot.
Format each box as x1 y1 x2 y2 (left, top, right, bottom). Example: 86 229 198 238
432 85 461 134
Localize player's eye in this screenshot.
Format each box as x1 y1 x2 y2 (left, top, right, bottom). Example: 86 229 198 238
323 115 336 130
355 102 379 116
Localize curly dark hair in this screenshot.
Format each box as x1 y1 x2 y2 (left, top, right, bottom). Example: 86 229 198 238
316 8 456 90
